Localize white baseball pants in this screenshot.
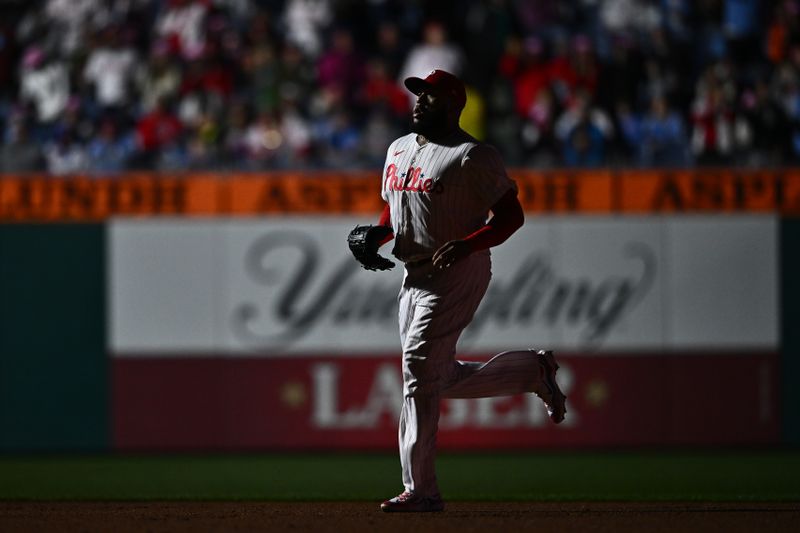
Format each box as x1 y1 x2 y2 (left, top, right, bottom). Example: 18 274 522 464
397 253 546 497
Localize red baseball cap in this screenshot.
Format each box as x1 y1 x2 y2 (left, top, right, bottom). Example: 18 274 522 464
404 69 467 110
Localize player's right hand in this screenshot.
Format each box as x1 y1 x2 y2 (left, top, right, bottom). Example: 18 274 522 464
432 240 472 270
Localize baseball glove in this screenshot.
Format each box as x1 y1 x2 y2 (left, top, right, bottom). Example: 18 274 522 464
347 224 395 271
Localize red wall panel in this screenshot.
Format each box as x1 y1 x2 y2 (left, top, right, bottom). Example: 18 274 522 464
113 353 779 450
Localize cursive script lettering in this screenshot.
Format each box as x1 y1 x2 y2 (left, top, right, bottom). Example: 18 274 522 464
383 163 444 194
232 231 397 348
231 233 656 350
468 243 655 343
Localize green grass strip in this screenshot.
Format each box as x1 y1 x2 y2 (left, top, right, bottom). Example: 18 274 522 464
0 451 798 501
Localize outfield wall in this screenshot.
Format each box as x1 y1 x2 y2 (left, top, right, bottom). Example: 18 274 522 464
108 216 778 450
0 170 795 451
0 225 108 451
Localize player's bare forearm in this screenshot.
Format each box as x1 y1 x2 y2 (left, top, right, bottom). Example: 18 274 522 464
432 190 524 269
482 189 524 240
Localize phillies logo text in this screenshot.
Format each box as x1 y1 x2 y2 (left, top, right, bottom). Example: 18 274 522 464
384 164 444 194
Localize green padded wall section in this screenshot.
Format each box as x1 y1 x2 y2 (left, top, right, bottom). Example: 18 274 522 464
0 224 107 451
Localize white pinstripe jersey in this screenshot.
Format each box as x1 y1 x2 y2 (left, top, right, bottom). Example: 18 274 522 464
380 129 517 262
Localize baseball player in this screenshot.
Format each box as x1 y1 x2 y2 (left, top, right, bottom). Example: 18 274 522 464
347 69 566 513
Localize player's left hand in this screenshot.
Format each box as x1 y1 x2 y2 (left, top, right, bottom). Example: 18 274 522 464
432 240 472 269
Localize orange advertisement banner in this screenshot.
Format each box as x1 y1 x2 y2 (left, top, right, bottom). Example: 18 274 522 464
2 169 800 220
225 173 384 214
619 169 800 213
513 170 614 213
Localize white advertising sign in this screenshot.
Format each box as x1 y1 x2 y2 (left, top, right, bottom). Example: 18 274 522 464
109 215 778 356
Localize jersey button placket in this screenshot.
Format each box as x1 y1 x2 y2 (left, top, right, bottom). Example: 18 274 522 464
401 152 416 236
404 154 417 188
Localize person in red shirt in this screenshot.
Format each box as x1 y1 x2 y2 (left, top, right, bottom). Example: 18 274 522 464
136 96 183 153
361 58 409 119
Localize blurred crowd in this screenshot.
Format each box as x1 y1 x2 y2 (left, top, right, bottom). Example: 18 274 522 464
0 0 799 174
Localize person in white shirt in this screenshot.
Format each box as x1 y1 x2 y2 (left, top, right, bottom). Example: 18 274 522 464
83 31 138 109
155 0 208 58
398 22 464 105
19 48 70 123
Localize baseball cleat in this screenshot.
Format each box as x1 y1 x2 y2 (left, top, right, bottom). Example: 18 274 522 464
532 349 567 424
380 491 445 512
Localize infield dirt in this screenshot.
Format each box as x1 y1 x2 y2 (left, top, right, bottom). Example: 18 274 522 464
1 502 798 532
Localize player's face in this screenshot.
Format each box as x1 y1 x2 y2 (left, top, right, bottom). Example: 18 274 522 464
411 90 448 134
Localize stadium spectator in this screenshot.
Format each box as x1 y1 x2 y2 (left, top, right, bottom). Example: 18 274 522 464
185 112 222 169
555 89 613 166
461 0 515 93
135 96 183 165
177 43 234 128
510 0 559 38
519 85 558 166
555 90 614 152
137 42 183 114
280 99 313 167
638 28 689 111
220 100 250 167
548 34 600 104
19 47 69 125
313 107 362 168
596 34 644 116
44 129 88 175
635 95 690 167
766 1 800 65
772 55 800 161
398 21 464 102
41 0 100 54
242 13 281 113
283 0 332 58
738 79 792 166
82 28 139 114
86 118 137 174
361 108 401 167
512 37 552 119
276 43 316 110
723 0 763 66
562 115 606 167
317 27 366 108
374 22 407 80
599 0 662 38
155 0 209 59
243 109 285 168
155 136 189 171
690 64 743 166
487 37 526 165
55 97 97 146
1 117 45 173
360 58 409 121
